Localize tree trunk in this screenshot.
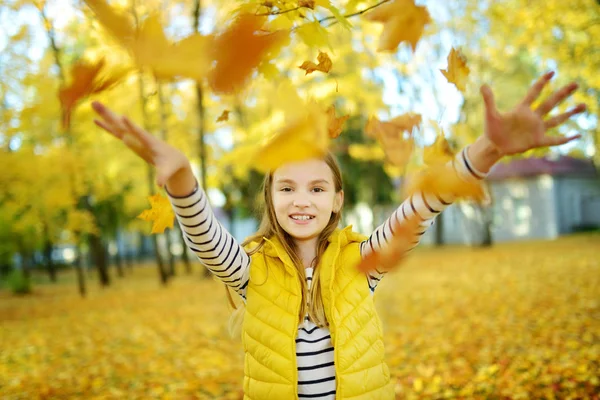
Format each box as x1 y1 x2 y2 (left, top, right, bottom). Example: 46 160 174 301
114 238 125 278
157 84 177 278
89 234 110 286
40 3 87 297
137 72 168 285
434 212 445 246
192 0 211 279
74 243 86 297
175 225 192 274
42 223 57 283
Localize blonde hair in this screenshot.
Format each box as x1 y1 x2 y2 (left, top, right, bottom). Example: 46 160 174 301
227 153 344 329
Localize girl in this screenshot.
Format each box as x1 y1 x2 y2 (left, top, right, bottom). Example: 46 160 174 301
92 73 585 399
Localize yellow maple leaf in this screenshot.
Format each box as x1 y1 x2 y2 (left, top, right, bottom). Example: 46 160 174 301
137 194 175 234
59 58 127 129
423 133 455 166
326 105 349 138
252 99 329 173
208 14 289 94
363 0 432 52
299 52 332 75
216 110 230 122
440 47 470 92
365 113 421 167
84 0 212 82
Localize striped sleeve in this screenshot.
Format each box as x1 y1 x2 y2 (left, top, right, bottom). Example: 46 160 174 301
166 182 250 300
362 145 487 292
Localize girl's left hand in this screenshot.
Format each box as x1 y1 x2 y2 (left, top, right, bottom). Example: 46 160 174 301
481 71 587 157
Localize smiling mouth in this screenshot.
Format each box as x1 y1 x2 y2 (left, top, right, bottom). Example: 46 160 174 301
290 215 315 221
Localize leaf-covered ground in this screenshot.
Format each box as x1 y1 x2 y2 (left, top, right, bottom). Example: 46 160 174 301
1 235 599 399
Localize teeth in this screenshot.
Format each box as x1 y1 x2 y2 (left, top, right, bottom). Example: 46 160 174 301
291 215 312 220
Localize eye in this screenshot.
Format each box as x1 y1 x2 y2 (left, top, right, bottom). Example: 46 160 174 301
280 187 293 192
312 187 325 193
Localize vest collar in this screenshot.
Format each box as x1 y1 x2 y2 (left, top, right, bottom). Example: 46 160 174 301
260 225 363 265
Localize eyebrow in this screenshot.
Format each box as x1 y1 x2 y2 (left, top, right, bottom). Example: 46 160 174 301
275 178 331 185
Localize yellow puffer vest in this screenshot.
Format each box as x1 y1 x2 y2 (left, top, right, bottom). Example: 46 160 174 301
242 226 394 399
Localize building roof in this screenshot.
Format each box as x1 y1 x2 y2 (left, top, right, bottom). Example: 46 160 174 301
487 155 598 181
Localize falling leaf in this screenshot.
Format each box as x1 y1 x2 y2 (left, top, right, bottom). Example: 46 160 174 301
137 193 175 234
59 58 127 129
365 113 421 167
423 133 455 166
296 20 331 49
404 164 486 203
83 0 135 46
133 17 213 81
440 47 470 92
208 14 288 94
299 0 315 9
326 105 349 138
216 110 230 122
84 1 212 82
299 52 333 75
252 90 329 173
356 216 421 273
363 0 432 52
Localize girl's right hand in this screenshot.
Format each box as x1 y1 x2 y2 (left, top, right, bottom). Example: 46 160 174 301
92 101 196 196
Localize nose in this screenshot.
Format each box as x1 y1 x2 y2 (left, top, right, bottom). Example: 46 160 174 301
292 195 311 208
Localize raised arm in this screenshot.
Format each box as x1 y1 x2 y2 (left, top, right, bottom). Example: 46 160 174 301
362 71 587 292
91 101 250 299
361 147 484 292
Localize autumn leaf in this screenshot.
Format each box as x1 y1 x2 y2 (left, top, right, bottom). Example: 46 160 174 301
356 216 421 273
440 47 470 92
299 0 315 9
365 113 421 167
83 0 135 46
216 110 230 122
208 14 288 95
363 0 432 52
84 1 212 82
423 133 455 166
252 91 329 173
326 105 349 138
59 58 127 129
299 52 332 75
133 16 213 81
404 164 486 203
137 193 175 234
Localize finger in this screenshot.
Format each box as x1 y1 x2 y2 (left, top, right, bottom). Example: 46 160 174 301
540 134 581 148
122 133 154 164
535 82 579 116
122 116 156 149
94 119 124 140
544 104 587 129
91 101 128 136
480 85 498 117
520 71 554 107
92 101 124 126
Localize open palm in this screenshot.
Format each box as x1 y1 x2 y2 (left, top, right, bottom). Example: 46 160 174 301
481 71 587 156
91 101 190 188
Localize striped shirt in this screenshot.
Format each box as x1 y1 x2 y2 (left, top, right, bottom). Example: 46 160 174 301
167 147 485 398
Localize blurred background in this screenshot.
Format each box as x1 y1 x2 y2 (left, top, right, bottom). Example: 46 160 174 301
1 0 599 398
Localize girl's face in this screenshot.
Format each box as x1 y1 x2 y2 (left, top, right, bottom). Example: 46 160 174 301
272 158 343 243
